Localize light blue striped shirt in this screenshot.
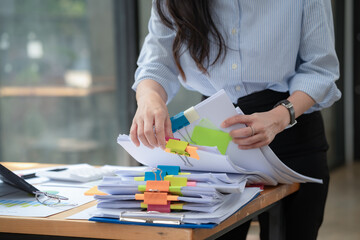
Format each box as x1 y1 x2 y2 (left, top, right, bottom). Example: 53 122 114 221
134 0 341 113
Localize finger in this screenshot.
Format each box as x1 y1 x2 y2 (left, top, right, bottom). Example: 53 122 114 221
137 120 153 149
130 122 140 147
155 117 166 149
222 114 252 128
165 117 174 139
229 126 254 138
237 140 268 150
144 116 158 148
232 133 262 146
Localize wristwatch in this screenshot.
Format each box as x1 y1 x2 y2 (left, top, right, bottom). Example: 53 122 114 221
274 99 297 127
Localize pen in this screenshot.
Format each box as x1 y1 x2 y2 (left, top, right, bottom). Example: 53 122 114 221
20 168 68 180
20 173 37 179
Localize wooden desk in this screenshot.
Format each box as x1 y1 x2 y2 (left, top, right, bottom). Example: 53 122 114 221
0 162 299 240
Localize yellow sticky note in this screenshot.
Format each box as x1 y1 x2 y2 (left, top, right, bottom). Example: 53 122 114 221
84 186 107 196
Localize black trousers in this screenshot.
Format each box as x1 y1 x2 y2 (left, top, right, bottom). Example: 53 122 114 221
215 90 330 240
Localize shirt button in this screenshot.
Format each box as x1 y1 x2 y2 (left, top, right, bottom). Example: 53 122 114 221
235 85 241 91
231 28 237 35
232 63 238 70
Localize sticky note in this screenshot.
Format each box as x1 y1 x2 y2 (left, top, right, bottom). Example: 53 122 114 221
164 176 187 187
185 146 199 160
138 185 146 192
169 186 182 195
171 203 184 210
134 176 145 181
191 126 232 155
84 186 107 196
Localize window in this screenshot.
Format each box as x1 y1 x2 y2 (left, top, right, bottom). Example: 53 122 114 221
0 0 137 165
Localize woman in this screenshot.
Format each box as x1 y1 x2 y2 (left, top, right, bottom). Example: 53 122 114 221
130 1 341 239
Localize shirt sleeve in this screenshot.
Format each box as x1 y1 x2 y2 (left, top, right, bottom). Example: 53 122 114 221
288 0 341 111
133 1 180 104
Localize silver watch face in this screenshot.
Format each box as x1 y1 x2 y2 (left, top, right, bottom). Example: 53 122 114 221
282 102 293 109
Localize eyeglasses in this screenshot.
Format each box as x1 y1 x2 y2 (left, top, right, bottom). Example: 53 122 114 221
33 191 77 207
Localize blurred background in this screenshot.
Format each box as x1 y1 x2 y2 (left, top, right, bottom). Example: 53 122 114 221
0 0 358 239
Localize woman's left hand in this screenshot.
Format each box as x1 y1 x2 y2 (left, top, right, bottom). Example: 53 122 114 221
221 107 290 149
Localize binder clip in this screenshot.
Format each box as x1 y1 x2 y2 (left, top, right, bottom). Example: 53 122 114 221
157 165 180 175
144 168 166 181
139 168 179 212
145 168 170 192
165 139 199 160
165 139 189 156
170 106 200 133
170 112 189 132
135 192 178 205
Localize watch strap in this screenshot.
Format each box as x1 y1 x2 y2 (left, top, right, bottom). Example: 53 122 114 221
274 99 297 127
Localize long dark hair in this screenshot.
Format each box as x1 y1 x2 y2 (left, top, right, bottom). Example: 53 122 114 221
155 0 226 80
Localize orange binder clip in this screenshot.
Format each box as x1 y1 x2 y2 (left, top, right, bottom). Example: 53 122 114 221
145 180 170 192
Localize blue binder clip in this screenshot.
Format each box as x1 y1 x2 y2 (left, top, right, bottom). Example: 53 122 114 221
157 165 180 176
170 112 189 132
144 171 165 181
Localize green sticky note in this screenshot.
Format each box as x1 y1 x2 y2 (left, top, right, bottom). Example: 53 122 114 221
191 126 232 155
138 185 146 192
169 186 182 195
164 176 187 186
134 176 145 181
171 203 184 210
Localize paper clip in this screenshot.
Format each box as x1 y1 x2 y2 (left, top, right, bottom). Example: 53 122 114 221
152 168 163 181
177 155 193 167
144 168 164 181
176 126 197 145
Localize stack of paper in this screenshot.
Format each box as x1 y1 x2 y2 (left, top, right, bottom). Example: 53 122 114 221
92 188 261 225
91 90 323 226
117 90 322 186
91 166 261 225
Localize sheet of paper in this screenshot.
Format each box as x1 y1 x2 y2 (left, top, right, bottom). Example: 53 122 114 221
118 135 240 174
0 186 94 217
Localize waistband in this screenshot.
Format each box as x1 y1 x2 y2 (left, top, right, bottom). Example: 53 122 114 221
234 89 289 115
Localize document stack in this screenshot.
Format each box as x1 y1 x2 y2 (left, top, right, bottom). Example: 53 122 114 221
91 165 262 226
91 89 322 227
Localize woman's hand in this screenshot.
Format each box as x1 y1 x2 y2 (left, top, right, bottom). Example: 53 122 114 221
221 91 316 149
221 107 290 149
130 80 173 149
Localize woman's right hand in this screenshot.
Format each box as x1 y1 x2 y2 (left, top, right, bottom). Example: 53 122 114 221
129 80 173 149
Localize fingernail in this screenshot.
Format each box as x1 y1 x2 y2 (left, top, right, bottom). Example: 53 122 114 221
221 122 226 128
